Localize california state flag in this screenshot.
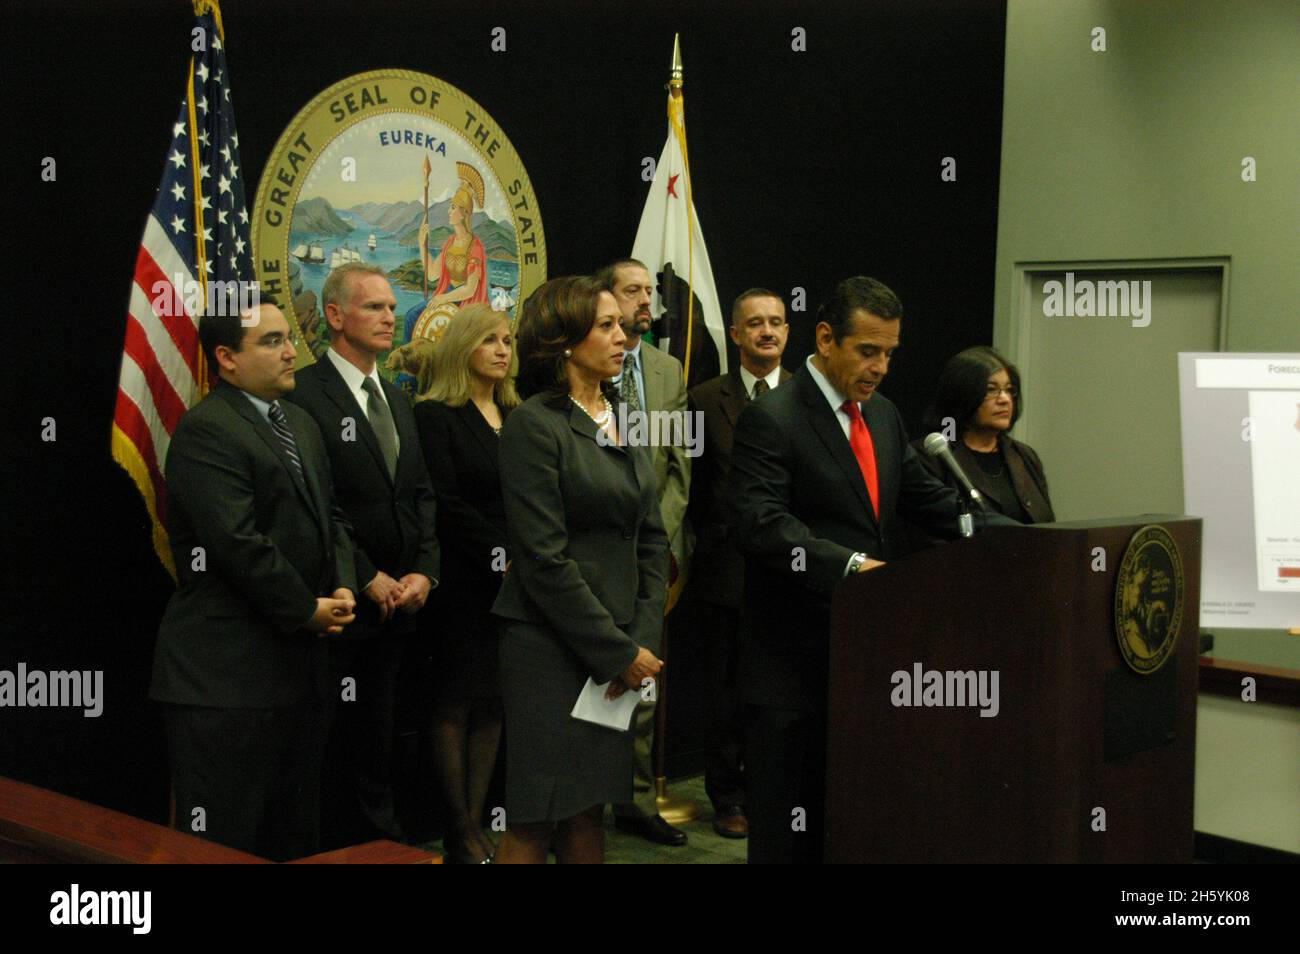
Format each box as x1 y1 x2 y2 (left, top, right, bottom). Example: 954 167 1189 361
631 74 726 389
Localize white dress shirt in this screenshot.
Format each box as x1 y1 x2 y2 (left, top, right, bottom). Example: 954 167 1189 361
241 390 273 424
804 354 853 440
739 364 783 400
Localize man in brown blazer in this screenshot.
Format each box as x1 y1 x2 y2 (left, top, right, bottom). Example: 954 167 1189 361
687 288 792 838
599 259 693 846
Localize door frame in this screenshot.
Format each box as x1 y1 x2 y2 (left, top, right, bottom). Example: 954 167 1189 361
1001 256 1231 443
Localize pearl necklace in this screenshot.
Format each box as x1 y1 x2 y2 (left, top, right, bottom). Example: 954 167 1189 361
571 394 612 426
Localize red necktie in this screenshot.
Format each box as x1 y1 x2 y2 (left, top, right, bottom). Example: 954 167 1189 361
841 400 879 517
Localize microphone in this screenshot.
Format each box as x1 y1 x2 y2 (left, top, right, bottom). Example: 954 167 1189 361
922 433 986 513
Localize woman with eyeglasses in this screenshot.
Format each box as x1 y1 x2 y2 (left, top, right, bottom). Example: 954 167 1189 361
914 346 1054 524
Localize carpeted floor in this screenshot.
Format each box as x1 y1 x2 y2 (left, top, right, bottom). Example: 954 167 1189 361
424 773 748 864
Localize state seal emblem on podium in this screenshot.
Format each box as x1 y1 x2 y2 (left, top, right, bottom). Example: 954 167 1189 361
251 69 546 392
1113 525 1185 674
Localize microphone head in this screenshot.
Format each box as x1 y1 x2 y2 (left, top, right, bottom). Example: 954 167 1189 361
922 432 950 457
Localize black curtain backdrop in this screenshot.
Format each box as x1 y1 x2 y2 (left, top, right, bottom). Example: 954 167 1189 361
2 0 1005 823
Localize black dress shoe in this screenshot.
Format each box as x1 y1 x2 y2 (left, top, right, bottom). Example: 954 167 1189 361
615 813 688 846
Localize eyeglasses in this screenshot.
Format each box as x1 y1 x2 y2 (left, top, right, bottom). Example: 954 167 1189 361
984 384 1018 400
257 331 301 350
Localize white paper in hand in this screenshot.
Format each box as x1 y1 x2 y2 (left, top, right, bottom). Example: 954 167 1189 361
570 678 641 730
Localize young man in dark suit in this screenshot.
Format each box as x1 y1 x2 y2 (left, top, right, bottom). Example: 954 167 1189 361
729 277 1014 864
151 303 358 862
687 288 792 839
284 262 440 845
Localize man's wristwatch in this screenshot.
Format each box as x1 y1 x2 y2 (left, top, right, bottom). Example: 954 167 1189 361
846 552 868 575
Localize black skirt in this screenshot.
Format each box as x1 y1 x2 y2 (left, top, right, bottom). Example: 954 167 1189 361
498 619 635 823
431 597 501 701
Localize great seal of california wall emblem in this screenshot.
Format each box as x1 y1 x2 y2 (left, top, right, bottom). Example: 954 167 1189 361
252 69 546 390
1113 525 1184 674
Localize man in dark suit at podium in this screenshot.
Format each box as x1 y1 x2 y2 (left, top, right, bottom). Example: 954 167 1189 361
151 303 358 862
688 288 792 839
285 262 440 844
729 276 1001 864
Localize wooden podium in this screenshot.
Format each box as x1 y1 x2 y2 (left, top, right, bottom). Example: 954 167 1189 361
824 516 1200 863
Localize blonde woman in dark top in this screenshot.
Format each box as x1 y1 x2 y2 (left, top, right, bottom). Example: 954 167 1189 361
414 303 519 864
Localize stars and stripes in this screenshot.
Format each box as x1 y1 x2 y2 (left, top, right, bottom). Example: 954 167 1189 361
110 1 252 577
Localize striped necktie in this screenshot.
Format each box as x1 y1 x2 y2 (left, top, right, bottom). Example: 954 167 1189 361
267 401 304 478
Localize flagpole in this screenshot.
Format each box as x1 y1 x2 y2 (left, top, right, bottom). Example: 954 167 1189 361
653 33 702 830
194 0 225 37
668 33 696 387
114 0 250 582
185 51 210 398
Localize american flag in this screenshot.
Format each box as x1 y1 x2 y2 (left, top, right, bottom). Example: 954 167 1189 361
111 1 252 577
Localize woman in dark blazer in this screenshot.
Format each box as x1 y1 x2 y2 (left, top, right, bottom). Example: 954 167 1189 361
491 275 667 864
414 303 519 864
913 346 1054 525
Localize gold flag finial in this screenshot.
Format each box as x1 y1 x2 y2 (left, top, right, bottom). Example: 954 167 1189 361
193 0 226 41
669 33 683 91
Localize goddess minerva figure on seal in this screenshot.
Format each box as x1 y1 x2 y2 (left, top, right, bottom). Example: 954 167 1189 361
408 160 490 343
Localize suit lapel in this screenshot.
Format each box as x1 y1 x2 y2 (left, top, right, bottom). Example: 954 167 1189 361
796 372 876 525
1001 439 1046 511
295 421 334 552
457 400 501 470
314 354 394 488
216 384 321 521
861 396 895 522
722 366 791 429
641 346 665 410
381 376 420 489
718 369 749 431
567 398 628 457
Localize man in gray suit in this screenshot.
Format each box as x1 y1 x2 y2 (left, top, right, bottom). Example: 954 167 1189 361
150 303 358 861
687 288 792 838
599 259 692 846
